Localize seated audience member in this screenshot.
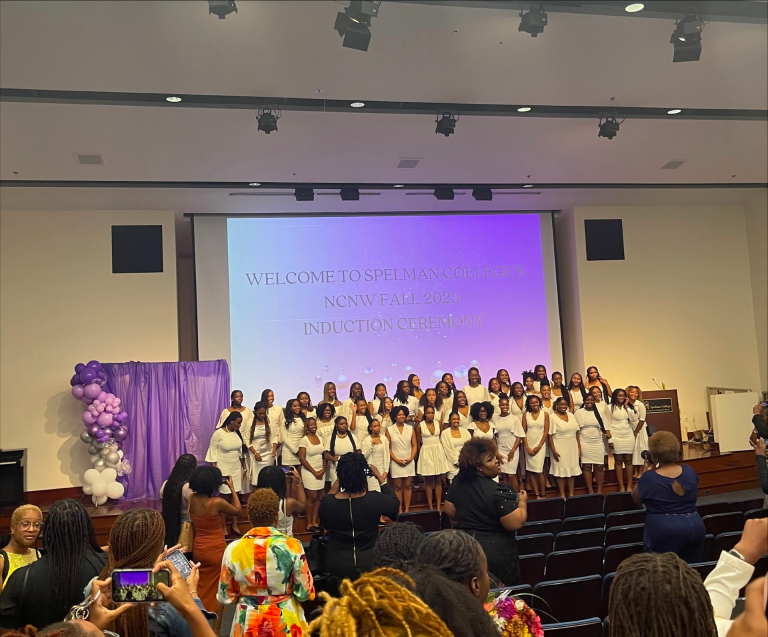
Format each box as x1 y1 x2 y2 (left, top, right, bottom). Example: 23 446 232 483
751 402 768 440
752 438 768 495
371 521 425 570
318 452 400 589
443 438 527 585
218 489 313 635
160 453 198 549
0 499 106 629
632 431 705 562
254 465 306 537
0 505 42 595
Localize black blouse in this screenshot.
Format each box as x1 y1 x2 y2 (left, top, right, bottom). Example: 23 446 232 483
445 474 519 533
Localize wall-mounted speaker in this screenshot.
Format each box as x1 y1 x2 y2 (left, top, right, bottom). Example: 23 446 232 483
112 225 163 273
584 219 625 261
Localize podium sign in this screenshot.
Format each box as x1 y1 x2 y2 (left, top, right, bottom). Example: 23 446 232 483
642 390 681 443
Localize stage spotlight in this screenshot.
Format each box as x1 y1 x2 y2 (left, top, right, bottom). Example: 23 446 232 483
519 5 547 37
334 1 381 51
671 13 703 62
256 108 280 134
434 187 455 200
598 115 621 140
295 187 314 202
435 112 458 137
340 187 360 201
472 187 493 201
208 0 237 19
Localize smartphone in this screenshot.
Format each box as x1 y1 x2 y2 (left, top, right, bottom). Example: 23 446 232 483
164 548 192 580
112 568 171 603
761 401 768 407
281 466 291 474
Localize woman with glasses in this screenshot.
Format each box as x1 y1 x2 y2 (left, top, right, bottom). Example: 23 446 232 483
0 505 43 595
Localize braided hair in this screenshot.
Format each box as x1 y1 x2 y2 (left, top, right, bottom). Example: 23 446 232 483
415 530 485 587
336 451 369 494
372 522 425 570
609 553 717 637
43 499 102 619
220 410 247 454
308 567 451 637
329 416 357 455
161 453 197 547
393 380 410 404
250 400 271 449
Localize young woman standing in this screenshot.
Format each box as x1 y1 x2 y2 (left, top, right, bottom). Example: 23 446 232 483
298 417 326 531
322 381 344 413
215 390 254 440
340 382 366 421
494 397 525 490
361 419 389 493
244 401 279 487
442 372 457 394
567 373 588 412
315 402 337 443
368 383 388 417
386 406 418 513
416 406 450 511
393 379 419 423
628 385 649 478
608 388 636 492
522 371 538 397
488 377 502 412
550 372 569 405
523 395 550 499
462 367 490 407
260 388 284 431
206 412 248 535
322 416 357 484
585 366 612 403
549 397 582 499
590 385 612 461
377 396 394 433
280 398 306 499
417 387 442 425
468 402 497 441
452 390 472 429
297 391 316 419
508 382 527 419
532 365 550 392
440 412 471 482
436 381 453 428
496 368 512 396
575 394 608 494
349 397 372 446
408 373 424 401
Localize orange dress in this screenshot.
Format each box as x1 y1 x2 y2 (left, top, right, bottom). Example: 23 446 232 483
191 497 227 612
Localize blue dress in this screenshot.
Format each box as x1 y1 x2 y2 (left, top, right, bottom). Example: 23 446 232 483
638 464 705 563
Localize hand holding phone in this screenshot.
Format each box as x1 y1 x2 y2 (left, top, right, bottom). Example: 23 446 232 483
112 568 171 603
164 548 193 580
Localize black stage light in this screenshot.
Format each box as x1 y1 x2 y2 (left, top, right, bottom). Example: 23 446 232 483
434 187 455 200
472 187 493 201
257 108 280 134
208 0 237 19
671 14 703 62
519 5 547 37
295 187 314 202
598 115 620 140
340 187 360 201
435 112 457 137
335 0 381 51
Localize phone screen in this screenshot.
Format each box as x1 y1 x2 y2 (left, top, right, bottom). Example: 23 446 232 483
281 466 291 473
112 568 171 603
164 549 192 579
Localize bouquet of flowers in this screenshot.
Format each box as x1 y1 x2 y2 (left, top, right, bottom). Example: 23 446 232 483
485 590 543 637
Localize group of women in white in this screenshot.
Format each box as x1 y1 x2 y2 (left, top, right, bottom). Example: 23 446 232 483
205 364 650 520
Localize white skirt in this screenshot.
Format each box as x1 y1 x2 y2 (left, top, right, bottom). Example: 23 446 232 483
417 441 449 476
550 437 582 477
301 465 325 490
580 437 606 465
391 458 416 478
498 439 520 474
248 452 275 486
633 426 649 464
611 425 636 455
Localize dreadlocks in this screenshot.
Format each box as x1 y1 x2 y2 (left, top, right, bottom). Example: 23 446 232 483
100 508 165 637
609 553 717 637
308 567 451 637
415 530 485 587
372 522 425 570
336 451 370 494
161 453 197 547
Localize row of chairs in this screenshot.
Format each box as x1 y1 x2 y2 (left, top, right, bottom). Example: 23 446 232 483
519 510 645 535
519 525 645 555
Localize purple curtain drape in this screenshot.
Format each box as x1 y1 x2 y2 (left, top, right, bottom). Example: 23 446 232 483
103 360 230 500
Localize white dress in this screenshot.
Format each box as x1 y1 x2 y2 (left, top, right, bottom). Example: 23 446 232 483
594 401 612 455
362 434 390 492
509 398 526 420
489 393 501 414
389 424 416 478
266 405 284 430
549 412 582 477
350 415 370 447
417 422 450 476
524 411 548 473
495 414 525 474
468 421 496 440
298 435 326 490
630 401 649 464
393 396 420 422
575 409 606 465
608 406 636 454
324 432 357 484
569 389 585 411
337 398 356 422
280 417 306 465
441 428 471 480
215 407 254 437
243 421 279 486
316 420 335 444
455 408 472 430
205 428 244 494
462 384 491 407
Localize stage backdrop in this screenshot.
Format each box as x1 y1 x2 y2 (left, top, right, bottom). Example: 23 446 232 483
194 212 564 403
104 360 230 500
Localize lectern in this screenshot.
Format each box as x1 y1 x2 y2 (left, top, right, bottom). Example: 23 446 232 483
642 390 681 444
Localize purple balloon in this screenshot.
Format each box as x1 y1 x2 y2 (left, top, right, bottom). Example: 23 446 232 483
75 363 86 374
97 391 108 403
103 426 113 437
84 383 102 399
117 411 128 423
97 411 113 426
97 371 107 381
86 360 102 371
70 374 81 387
81 396 94 404
88 423 101 436
82 411 97 425
79 369 97 384
71 384 85 399
113 426 128 442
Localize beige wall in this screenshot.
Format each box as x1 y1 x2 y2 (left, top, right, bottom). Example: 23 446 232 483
560 205 762 435
744 190 768 394
0 210 179 491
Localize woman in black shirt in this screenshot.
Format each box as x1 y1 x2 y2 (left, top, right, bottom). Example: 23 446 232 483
443 438 528 586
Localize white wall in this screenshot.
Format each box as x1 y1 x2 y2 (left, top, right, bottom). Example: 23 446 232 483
0 209 179 491
744 190 768 394
562 205 762 435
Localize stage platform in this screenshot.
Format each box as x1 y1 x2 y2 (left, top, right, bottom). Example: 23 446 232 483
2 444 762 546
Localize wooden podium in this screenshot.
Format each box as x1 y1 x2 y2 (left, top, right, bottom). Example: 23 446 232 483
642 390 682 444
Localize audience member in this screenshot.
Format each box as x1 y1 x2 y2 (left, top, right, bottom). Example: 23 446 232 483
443 438 527 585
750 438 767 495
371 521 425 570
751 403 768 440
218 488 314 635
726 576 767 637
0 499 106 629
254 465 306 537
160 453 198 549
0 506 42 595
632 431 705 562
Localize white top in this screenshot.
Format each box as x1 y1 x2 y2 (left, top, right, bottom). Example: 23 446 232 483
266 405 284 430
608 405 633 430
494 414 525 447
316 420 335 443
276 498 294 537
324 431 357 457
280 417 306 459
298 435 325 470
370 397 385 414
215 407 254 431
462 384 491 407
350 415 370 445
569 389 585 410
361 435 390 474
574 408 605 440
468 421 496 440
488 393 501 413
628 400 647 422
539 399 554 416
388 423 415 458
393 396 419 421
705 550 755 637
243 420 280 457
454 408 472 429
205 428 243 493
509 397 527 419
441 427 471 470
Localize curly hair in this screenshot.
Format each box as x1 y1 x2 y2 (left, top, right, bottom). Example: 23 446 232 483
247 488 279 527
649 431 681 465
469 401 494 421
456 437 497 481
389 405 409 422
372 522 425 570
10 504 42 528
415 530 485 587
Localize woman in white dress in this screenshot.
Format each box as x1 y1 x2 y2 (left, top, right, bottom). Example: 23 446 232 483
206 410 248 534
532 364 550 392
361 419 389 493
627 385 649 478
260 388 284 433
376 396 394 434
416 406 449 511
494 397 525 491
349 397 372 446
522 371 539 398
435 381 453 429
244 401 279 487
567 373 588 413
297 391 316 420
408 373 424 402
608 388 636 492
523 395 550 499
315 402 337 443
589 386 612 460
509 382 527 419
496 368 512 397
298 417 326 531
368 383 388 418
585 366 613 404
441 412 471 482
322 416 358 484
386 406 417 513
548 397 582 499
417 387 442 426
468 402 497 441
550 372 569 407
488 377 502 413
393 380 419 423
575 394 609 494
452 390 472 429
215 390 254 450
462 366 490 407
280 399 306 499
339 382 366 422
322 381 344 414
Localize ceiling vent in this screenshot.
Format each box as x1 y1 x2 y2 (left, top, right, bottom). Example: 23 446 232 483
661 159 687 169
397 158 421 169
75 153 105 165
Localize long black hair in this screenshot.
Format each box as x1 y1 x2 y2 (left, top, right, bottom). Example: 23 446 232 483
255 465 287 500
297 390 314 412
533 364 550 386
393 379 410 404
348 381 366 402
220 410 247 454
580 397 606 433
336 451 369 494
260 388 274 405
329 415 357 455
586 366 611 404
283 398 304 429
451 389 468 412
436 380 452 402
355 397 373 426
567 373 589 401
611 388 634 413
161 453 197 547
441 373 457 392
419 387 443 411
250 400 271 448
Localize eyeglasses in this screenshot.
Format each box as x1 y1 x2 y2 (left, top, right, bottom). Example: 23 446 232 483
18 521 42 530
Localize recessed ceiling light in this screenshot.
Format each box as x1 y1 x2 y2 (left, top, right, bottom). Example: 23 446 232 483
517 107 532 112
523 184 534 188
667 109 682 115
248 182 261 186
624 3 644 13
394 184 405 188
166 96 182 103
350 101 365 108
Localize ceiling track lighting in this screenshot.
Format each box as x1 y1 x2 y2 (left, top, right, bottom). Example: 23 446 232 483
208 0 237 19
519 5 547 37
435 111 458 137
334 0 381 51
598 114 622 140
294 187 314 202
472 187 493 201
256 107 281 134
340 186 360 201
671 13 704 62
434 187 455 200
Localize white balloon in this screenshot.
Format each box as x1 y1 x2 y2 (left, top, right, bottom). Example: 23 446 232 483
101 468 117 483
84 468 100 484
106 482 125 499
83 484 93 495
91 480 107 497
118 450 124 459
96 494 108 505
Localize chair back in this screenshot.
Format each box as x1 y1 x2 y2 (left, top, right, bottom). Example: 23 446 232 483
555 529 605 551
565 494 605 518
519 552 546 587
605 510 645 529
603 543 643 575
517 532 555 556
562 514 606 532
545 547 604 580
532 575 602 623
604 524 644 547
519 518 562 536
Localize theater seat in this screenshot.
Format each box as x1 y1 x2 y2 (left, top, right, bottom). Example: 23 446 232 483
600 573 614 619
697 501 732 518
532 575 602 623
603 542 643 575
744 508 768 520
490 584 533 597
729 498 765 514
519 518 562 536
604 524 644 547
546 547 604 580
517 532 555 556
555 529 605 551
562 514 606 532
702 534 716 562
527 497 565 521
396 510 440 532
702 512 744 536
605 510 645 529
520 553 546 587
565 494 605 518
714 531 742 554
690 561 717 580
540 618 603 637
603 492 638 516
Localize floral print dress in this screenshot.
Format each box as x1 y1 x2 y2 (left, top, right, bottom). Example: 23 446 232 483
218 526 314 636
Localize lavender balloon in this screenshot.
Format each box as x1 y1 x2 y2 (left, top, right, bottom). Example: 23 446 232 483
72 385 85 399
82 411 97 425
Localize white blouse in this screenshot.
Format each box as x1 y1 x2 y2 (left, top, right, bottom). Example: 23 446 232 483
462 384 491 407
